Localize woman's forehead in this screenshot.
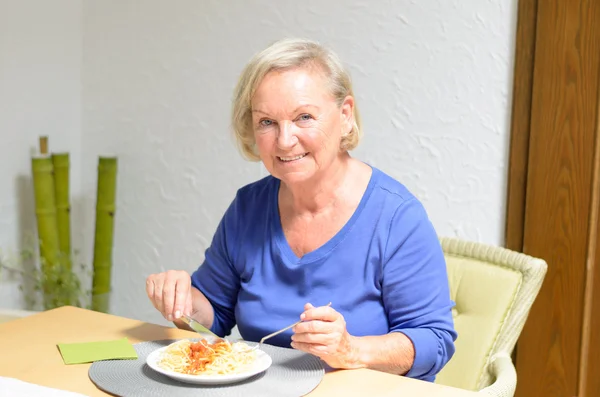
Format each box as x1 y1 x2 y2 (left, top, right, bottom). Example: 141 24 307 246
252 69 333 110
260 68 326 92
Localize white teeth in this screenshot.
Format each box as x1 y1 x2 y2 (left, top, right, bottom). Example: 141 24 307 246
279 153 306 162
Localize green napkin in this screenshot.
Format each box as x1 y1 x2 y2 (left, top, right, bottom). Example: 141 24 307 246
57 337 138 365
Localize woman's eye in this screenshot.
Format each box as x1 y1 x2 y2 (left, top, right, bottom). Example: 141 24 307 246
259 119 273 127
298 114 313 121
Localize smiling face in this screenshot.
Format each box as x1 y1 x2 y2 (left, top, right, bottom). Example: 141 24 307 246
251 66 354 187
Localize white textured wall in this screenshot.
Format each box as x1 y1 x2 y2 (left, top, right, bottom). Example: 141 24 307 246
1 1 517 324
0 0 82 309
83 0 517 326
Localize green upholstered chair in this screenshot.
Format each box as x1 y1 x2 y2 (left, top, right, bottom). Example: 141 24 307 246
434 237 547 397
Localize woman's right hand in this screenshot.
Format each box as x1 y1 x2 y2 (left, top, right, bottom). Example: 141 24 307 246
146 270 193 322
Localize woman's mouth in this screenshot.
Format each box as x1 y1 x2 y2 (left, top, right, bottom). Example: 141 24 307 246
277 153 308 162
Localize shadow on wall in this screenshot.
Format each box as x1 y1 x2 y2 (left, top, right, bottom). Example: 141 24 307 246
14 174 37 309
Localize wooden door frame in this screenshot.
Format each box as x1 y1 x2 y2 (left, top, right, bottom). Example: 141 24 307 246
505 0 537 254
505 0 600 396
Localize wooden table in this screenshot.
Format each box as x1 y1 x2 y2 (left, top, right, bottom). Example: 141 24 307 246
0 306 477 396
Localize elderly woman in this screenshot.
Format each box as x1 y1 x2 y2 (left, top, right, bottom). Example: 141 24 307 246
146 38 457 382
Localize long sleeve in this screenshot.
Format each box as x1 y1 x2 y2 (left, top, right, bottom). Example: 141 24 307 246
190 198 241 337
382 198 457 381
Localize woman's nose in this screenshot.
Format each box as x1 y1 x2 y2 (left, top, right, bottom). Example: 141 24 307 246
277 121 298 149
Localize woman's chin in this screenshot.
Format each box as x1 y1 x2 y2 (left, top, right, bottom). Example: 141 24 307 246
276 169 315 186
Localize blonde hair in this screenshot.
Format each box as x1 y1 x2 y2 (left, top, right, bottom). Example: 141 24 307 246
231 38 362 161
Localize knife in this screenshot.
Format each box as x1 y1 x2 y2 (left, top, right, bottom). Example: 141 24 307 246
179 314 219 338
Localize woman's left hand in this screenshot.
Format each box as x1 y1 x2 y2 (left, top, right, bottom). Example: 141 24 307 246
291 303 365 369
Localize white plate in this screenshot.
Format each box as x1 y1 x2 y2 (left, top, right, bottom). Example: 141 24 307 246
146 340 272 385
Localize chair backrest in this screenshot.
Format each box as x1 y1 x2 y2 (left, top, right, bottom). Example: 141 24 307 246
434 237 547 391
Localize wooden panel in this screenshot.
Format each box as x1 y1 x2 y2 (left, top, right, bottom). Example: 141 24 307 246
584 222 600 397
515 0 600 396
505 0 538 253
581 78 600 397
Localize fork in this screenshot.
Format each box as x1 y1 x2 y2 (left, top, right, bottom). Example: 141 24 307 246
259 302 332 349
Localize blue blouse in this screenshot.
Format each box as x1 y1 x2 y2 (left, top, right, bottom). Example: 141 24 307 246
191 166 457 381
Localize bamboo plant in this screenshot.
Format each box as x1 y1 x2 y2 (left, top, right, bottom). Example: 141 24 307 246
31 137 61 306
52 153 71 271
2 137 119 311
91 157 118 313
30 137 82 309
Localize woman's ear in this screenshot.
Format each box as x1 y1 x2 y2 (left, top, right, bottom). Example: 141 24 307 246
340 95 355 135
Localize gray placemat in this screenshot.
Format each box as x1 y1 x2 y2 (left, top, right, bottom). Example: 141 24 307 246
88 339 324 397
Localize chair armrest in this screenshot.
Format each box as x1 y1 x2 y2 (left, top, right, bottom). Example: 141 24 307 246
478 353 517 397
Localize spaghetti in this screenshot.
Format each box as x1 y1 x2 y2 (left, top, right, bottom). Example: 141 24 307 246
157 338 257 375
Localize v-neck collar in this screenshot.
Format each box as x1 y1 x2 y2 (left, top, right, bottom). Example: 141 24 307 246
270 166 379 265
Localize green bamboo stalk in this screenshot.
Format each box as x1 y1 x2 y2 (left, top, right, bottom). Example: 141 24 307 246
31 155 60 307
91 157 118 313
52 153 71 270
